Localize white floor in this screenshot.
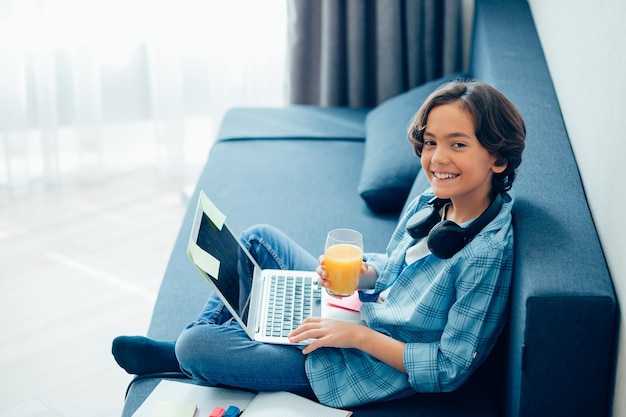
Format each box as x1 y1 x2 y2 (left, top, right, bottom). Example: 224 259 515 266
0 168 194 417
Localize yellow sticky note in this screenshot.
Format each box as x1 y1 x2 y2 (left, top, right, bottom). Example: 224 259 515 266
200 191 226 230
188 244 220 279
152 401 197 417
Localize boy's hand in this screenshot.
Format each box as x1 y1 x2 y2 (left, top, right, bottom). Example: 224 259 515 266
288 317 366 354
316 255 368 292
315 255 331 289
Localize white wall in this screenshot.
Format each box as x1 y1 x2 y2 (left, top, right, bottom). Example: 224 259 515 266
527 0 626 415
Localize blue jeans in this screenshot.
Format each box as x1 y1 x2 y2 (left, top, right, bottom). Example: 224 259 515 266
175 224 319 397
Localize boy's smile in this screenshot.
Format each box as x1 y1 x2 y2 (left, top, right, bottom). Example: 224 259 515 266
432 171 459 180
421 101 506 223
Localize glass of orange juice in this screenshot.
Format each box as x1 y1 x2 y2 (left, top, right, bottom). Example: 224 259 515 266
324 228 363 298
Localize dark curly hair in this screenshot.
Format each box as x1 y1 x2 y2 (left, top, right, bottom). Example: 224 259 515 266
408 80 526 193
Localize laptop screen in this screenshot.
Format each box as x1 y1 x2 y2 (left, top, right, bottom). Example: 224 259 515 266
195 212 251 325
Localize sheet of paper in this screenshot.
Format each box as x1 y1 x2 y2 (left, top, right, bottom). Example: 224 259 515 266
152 401 197 417
132 380 255 417
325 292 362 312
243 391 352 417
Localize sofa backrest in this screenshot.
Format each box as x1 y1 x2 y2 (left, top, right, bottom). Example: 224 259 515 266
469 0 617 416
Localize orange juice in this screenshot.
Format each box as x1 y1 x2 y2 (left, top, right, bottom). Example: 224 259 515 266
324 243 362 297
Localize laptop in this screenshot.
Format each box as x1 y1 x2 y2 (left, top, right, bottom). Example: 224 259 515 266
187 191 362 345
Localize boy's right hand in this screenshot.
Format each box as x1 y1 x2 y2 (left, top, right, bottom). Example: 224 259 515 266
316 255 331 290
316 255 369 290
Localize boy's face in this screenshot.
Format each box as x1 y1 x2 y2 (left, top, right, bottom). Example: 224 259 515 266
420 101 506 214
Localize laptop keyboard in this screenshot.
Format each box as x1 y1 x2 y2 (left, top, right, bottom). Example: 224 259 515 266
265 274 322 337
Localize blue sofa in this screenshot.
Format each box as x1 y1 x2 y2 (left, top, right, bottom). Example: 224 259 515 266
119 0 617 416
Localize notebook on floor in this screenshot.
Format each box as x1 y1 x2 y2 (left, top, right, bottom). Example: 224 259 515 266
187 191 362 345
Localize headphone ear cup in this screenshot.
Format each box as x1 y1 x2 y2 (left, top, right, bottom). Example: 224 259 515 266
406 205 441 239
427 220 467 259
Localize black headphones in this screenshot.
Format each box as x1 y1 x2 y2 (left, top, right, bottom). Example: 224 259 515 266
405 193 503 259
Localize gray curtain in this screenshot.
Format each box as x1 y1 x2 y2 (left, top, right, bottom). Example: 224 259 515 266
287 0 463 107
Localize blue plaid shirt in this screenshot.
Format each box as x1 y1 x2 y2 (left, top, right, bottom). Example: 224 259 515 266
305 189 514 408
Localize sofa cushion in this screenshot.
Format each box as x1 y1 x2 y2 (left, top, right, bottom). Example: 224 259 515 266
217 106 369 141
401 169 431 216
358 74 468 214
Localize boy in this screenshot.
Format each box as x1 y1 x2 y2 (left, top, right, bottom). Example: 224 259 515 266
113 80 526 408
